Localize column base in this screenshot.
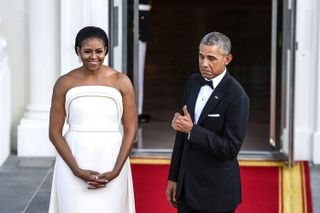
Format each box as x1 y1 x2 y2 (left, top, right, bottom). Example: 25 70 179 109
17 117 56 157
313 132 320 164
294 128 313 161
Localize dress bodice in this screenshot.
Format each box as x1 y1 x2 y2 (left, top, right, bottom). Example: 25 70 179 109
65 86 123 132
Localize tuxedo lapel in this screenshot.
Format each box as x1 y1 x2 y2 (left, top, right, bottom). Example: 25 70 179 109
197 72 231 125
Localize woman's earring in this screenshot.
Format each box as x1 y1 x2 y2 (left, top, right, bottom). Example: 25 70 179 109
78 56 82 63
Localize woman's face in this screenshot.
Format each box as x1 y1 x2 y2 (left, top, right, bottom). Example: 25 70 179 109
77 38 107 72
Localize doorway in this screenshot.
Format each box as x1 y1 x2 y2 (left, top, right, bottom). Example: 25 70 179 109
128 0 285 154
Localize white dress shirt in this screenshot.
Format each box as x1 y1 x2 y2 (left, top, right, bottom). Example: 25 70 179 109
194 69 226 124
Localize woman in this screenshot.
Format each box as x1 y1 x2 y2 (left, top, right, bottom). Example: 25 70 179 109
48 26 137 212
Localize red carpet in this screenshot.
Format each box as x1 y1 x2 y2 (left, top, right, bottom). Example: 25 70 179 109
131 158 312 213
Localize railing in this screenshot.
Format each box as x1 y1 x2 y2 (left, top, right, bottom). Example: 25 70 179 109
0 36 11 166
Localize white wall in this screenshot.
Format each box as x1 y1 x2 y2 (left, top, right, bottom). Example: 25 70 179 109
0 1 29 152
60 0 123 75
294 0 320 163
60 0 110 75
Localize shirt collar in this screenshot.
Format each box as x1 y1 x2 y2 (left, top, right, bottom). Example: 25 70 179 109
205 68 226 89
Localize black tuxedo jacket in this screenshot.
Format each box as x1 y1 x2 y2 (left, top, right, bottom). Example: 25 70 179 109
168 72 249 212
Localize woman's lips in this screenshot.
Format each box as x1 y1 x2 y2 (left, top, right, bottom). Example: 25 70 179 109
88 61 99 65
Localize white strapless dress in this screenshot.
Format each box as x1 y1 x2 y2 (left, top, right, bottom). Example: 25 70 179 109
48 86 135 213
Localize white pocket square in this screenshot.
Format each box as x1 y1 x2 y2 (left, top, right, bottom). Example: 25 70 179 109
208 114 220 117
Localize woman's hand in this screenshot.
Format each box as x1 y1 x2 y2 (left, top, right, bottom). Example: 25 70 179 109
74 168 107 189
97 170 119 185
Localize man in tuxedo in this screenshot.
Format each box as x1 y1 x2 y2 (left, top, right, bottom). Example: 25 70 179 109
166 32 249 213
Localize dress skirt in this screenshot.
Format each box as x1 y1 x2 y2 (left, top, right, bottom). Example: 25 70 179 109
48 130 135 213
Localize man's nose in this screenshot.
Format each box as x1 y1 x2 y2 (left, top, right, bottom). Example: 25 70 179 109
201 58 209 67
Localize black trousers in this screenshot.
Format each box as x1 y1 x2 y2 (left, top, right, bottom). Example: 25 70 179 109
178 190 235 213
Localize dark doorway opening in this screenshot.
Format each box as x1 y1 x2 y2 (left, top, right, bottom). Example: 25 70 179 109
135 0 273 151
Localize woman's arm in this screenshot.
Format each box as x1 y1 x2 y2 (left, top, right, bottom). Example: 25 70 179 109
99 73 138 181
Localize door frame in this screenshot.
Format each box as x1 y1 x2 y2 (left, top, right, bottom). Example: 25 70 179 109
125 0 297 164
279 0 296 167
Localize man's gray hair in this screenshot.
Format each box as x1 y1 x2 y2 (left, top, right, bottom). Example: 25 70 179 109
200 32 231 55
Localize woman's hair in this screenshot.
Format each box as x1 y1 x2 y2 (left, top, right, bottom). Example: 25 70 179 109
200 32 231 55
74 26 109 55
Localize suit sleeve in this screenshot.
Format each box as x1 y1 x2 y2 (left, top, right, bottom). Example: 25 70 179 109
188 92 249 160
168 76 192 181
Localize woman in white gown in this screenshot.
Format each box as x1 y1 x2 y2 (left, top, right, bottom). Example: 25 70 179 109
48 26 137 213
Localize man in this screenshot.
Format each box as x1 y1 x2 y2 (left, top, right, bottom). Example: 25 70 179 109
166 32 249 213
137 0 152 123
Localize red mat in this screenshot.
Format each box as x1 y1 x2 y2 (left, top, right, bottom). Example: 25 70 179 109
131 159 312 213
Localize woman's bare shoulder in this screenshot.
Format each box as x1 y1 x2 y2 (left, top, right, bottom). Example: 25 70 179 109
53 68 82 94
109 69 131 85
103 66 127 81
113 72 133 95
100 67 129 88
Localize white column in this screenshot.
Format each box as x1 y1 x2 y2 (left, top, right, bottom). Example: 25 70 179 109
313 0 320 164
0 33 11 165
17 0 59 156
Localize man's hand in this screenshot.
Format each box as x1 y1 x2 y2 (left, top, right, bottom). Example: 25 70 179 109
166 180 178 208
171 105 193 133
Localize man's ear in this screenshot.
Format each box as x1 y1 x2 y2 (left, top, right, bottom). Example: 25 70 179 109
224 54 233 65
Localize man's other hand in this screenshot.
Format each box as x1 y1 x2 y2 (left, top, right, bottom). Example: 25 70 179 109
166 180 178 208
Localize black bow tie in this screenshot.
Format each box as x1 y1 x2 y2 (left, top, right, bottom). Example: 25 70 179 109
200 78 214 89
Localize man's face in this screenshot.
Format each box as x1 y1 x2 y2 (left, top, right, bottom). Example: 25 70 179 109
199 44 232 79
